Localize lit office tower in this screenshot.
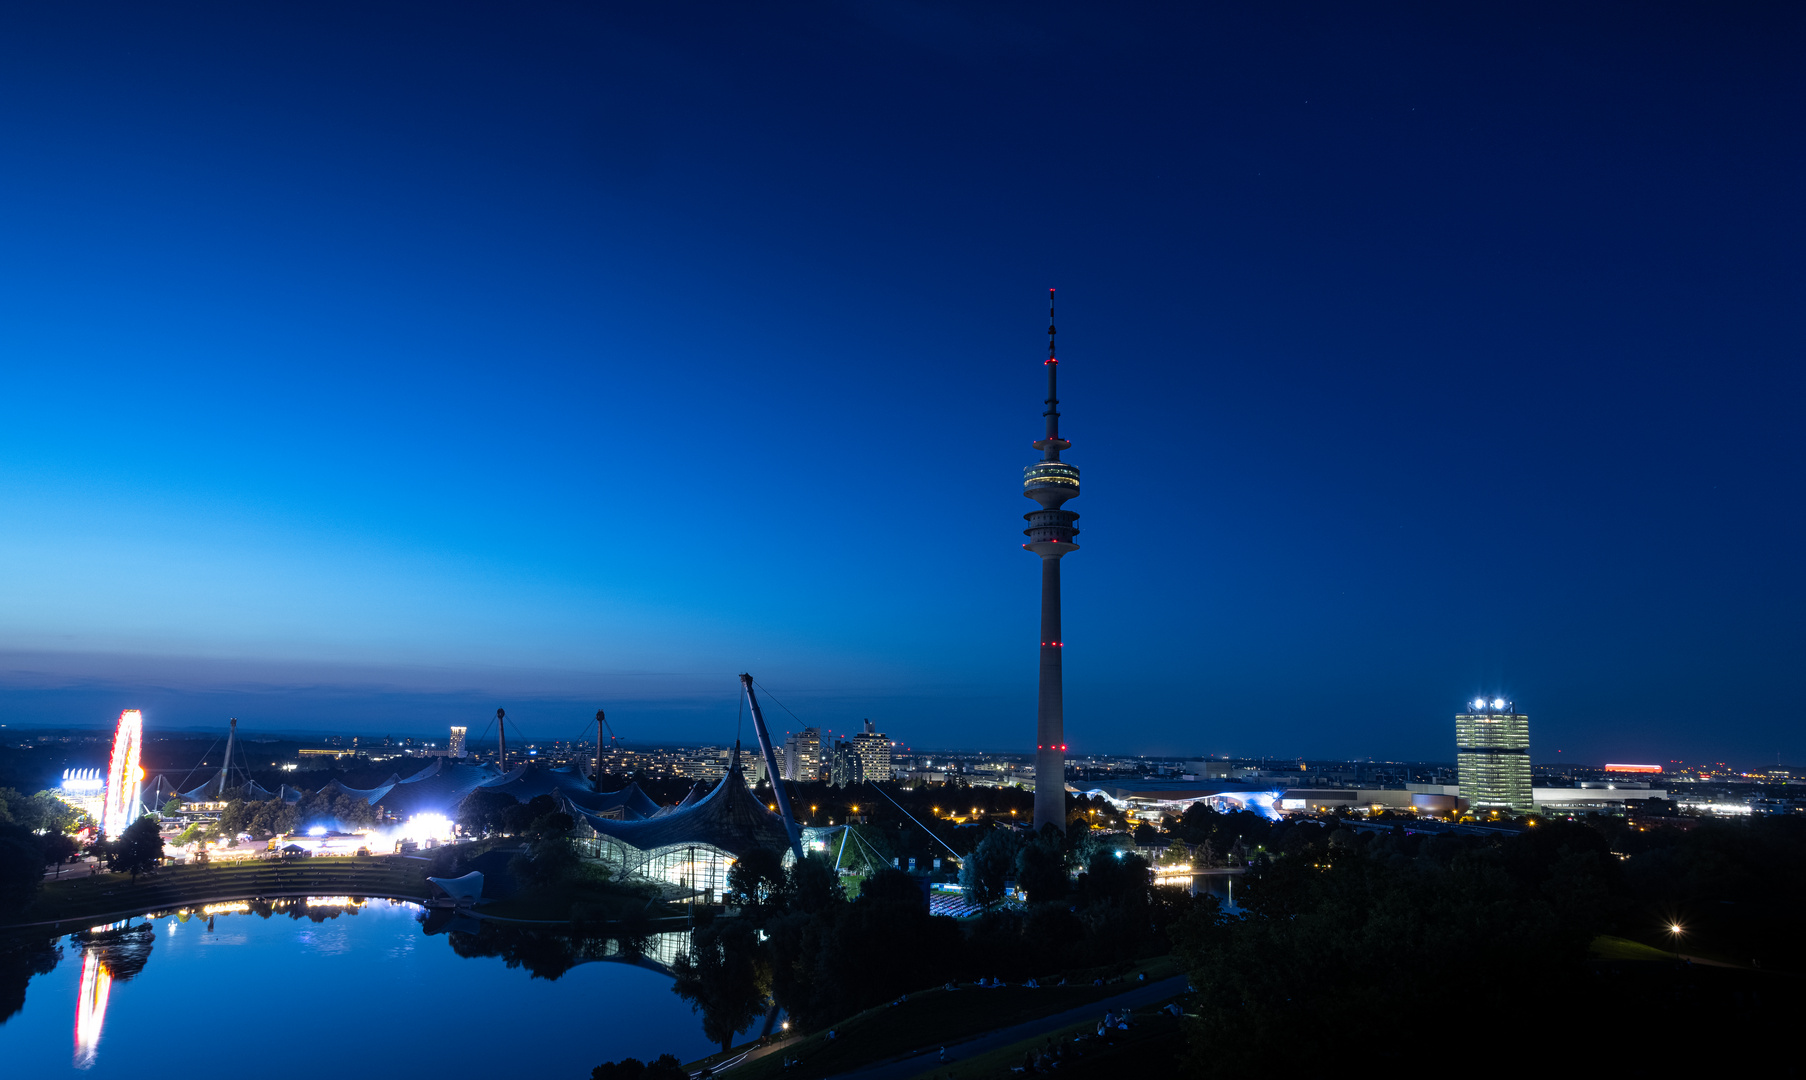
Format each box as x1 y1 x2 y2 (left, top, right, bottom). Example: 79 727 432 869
1022 290 1081 831
449 726 467 758
784 727 821 782
1456 698 1532 811
829 741 857 787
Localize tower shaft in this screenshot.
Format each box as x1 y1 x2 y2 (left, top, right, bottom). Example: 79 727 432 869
1034 554 1065 830
595 710 606 793
497 708 507 772
214 716 237 798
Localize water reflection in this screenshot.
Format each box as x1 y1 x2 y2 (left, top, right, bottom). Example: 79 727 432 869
429 913 688 978
73 950 106 1068
1189 871 1241 913
5 901 694 1072
0 934 62 1025
70 922 153 1068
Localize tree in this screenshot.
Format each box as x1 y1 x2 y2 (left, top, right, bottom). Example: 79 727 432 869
1015 833 1070 903
592 1054 686 1080
104 816 164 881
959 828 1025 906
40 831 79 868
1171 829 1616 1072
459 789 518 836
726 847 789 917
508 821 579 890
0 825 44 913
671 917 769 1052
820 869 962 1013
0 789 84 834
174 822 216 848
502 794 560 835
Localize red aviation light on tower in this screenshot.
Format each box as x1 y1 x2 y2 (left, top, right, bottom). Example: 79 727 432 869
102 709 143 840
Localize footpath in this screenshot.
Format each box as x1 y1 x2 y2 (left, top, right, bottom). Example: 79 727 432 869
824 974 1190 1080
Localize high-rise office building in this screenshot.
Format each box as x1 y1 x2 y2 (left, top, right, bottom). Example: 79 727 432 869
449 726 467 758
1456 698 1531 811
850 719 891 782
1022 290 1082 831
828 741 857 787
784 727 821 782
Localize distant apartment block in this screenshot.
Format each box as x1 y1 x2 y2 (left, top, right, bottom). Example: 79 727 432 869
784 727 821 782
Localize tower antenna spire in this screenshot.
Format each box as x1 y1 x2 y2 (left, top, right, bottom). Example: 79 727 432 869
1043 288 1061 453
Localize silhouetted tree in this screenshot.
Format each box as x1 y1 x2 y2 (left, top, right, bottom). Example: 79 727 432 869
0 824 44 913
457 789 517 836
1015 833 1070 903
726 847 789 917
1173 828 1613 1073
40 831 79 868
104 816 164 881
591 1054 686 1080
959 828 1025 906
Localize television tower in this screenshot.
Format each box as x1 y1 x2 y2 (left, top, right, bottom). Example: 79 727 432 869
1022 289 1081 832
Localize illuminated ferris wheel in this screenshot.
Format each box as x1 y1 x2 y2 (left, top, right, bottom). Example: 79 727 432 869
101 709 143 840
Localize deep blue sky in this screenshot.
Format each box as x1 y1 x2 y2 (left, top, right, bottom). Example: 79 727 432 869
0 2 1798 764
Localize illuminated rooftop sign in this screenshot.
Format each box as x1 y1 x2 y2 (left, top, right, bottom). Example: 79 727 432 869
1605 763 1662 774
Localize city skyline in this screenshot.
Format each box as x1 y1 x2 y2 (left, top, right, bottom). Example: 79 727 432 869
0 3 1799 764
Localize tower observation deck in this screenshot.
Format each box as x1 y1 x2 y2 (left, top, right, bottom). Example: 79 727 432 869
1024 289 1079 831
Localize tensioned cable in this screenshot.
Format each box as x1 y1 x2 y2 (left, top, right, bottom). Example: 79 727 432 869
844 825 891 869
173 737 223 794
870 783 961 858
749 678 810 730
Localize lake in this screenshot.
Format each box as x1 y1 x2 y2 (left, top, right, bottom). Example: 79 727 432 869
0 899 715 1077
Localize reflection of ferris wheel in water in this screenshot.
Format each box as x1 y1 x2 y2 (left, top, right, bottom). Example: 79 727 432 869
102 709 144 840
74 946 112 1067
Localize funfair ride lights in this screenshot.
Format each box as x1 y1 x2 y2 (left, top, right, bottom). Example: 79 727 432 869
101 709 144 841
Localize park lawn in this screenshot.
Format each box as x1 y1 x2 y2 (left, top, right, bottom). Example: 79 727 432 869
1589 935 1676 962
8 856 433 927
901 995 1189 1080
702 956 1183 1080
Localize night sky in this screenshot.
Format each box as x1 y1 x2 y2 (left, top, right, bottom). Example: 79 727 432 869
0 2 1798 764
